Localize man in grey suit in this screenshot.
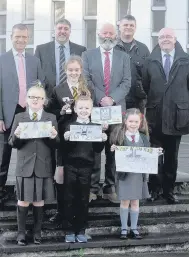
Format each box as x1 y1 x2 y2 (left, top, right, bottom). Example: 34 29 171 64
35 18 87 98
82 23 131 202
35 18 86 224
0 24 45 200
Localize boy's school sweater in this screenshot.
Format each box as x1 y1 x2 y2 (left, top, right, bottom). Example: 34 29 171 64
63 121 104 167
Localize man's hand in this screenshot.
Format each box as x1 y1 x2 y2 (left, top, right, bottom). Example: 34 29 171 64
0 120 5 132
100 96 114 107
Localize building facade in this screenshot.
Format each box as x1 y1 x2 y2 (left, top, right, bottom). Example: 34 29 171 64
0 0 189 54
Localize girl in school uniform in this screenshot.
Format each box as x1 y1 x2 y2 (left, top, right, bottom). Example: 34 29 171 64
110 108 162 240
9 82 59 246
48 55 92 224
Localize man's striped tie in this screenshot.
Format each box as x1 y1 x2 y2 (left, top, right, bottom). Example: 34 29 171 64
32 112 38 121
59 45 67 85
104 51 110 96
72 87 78 100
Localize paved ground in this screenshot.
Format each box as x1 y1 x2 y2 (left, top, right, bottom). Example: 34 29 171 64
6 135 189 185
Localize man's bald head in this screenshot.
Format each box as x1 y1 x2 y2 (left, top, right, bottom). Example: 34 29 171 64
158 27 176 53
98 23 117 50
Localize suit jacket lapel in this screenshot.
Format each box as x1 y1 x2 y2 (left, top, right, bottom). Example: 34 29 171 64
110 49 118 85
49 41 56 74
96 47 104 83
9 50 19 87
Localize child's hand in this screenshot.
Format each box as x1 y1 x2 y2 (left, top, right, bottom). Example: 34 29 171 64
158 147 163 156
64 131 70 140
14 126 21 138
111 144 117 152
50 126 57 139
102 133 107 142
102 123 109 131
60 104 70 115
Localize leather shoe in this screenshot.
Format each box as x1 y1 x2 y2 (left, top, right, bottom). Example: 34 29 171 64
120 229 128 240
17 238 27 246
129 229 142 240
49 211 62 223
103 193 120 203
34 237 41 245
163 192 179 204
148 191 160 202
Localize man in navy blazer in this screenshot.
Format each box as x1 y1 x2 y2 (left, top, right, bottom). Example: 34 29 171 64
0 24 45 200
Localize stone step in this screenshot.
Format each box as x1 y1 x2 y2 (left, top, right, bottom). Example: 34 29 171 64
0 231 189 256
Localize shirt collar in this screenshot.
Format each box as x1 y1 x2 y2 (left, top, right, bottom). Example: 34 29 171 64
67 80 79 90
12 48 26 57
161 48 175 59
29 108 43 120
100 46 113 55
55 40 70 50
76 118 90 124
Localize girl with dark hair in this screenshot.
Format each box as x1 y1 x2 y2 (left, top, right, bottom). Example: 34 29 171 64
110 108 162 240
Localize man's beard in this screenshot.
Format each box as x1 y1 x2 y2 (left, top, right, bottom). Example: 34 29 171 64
98 36 117 50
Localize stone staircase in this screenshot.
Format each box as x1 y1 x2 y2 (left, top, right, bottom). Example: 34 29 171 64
1 184 189 256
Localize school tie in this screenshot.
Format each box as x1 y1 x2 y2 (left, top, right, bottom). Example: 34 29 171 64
104 51 110 96
18 53 27 107
59 45 67 85
131 135 135 143
32 112 38 121
163 54 171 81
72 86 78 100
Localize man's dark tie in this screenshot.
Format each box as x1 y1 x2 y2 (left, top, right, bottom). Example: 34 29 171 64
131 135 135 143
59 45 67 85
163 54 171 81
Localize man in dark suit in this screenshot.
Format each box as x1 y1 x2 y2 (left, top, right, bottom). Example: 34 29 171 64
82 23 131 203
115 15 150 113
0 24 45 200
35 18 86 223
142 27 189 204
35 18 86 98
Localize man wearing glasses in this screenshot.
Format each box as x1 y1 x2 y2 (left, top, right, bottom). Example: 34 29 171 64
0 24 45 201
142 27 189 204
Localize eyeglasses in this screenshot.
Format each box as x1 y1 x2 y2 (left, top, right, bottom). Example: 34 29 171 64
158 35 174 40
28 96 44 100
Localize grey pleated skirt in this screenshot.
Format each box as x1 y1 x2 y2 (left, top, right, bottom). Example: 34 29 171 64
16 175 55 202
117 173 150 200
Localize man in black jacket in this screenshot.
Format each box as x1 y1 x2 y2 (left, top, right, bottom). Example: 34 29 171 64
142 27 189 204
115 15 150 113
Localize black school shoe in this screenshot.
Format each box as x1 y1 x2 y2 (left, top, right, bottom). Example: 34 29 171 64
129 229 142 240
120 229 128 240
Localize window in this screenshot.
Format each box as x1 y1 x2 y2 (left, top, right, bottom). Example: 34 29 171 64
85 0 97 16
84 0 97 48
0 39 6 55
85 20 97 49
152 36 158 49
0 0 6 11
152 0 165 6
152 11 165 32
118 0 131 20
0 15 6 35
53 0 65 23
24 0 34 20
26 24 34 45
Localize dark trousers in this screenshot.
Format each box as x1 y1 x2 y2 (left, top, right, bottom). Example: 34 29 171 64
126 99 146 114
91 127 116 194
149 129 181 195
0 105 25 186
64 164 91 233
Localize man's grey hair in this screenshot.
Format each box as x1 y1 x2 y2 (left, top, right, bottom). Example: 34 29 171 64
55 18 71 28
120 14 136 23
12 24 28 35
